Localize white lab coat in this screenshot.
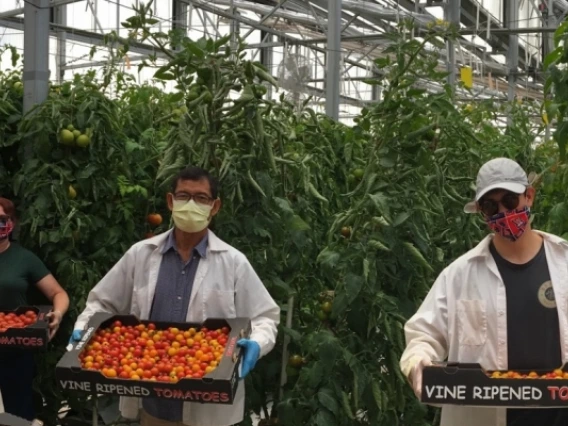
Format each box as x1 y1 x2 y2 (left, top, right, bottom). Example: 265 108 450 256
74 229 281 426
400 231 568 426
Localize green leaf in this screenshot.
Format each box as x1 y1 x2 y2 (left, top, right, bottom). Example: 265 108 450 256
280 326 302 342
554 20 568 46
154 71 176 81
213 34 232 50
186 42 206 59
544 47 563 69
368 193 391 220
274 197 294 214
392 211 412 227
271 277 296 297
554 121 568 161
317 388 338 415
435 247 445 262
125 140 144 153
379 155 396 168
403 242 434 273
330 292 349 318
288 215 310 231
277 399 297 425
170 92 184 103
362 78 382 85
315 408 337 426
369 239 390 252
317 247 341 268
319 338 341 366
306 362 324 388
340 391 355 419
547 201 566 232
344 273 364 304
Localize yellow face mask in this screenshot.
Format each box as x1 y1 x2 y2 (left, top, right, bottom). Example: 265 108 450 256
172 200 213 233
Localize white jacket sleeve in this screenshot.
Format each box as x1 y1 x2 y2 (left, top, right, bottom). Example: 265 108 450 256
74 248 136 330
400 268 449 378
234 254 280 358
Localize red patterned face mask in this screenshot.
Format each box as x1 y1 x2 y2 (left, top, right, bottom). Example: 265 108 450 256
485 207 530 242
0 218 13 240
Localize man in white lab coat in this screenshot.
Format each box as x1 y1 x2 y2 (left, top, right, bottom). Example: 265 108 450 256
69 166 281 426
400 158 568 426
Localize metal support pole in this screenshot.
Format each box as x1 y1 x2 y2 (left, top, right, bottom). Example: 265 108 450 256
260 30 274 99
278 295 294 400
507 0 519 103
173 0 189 33
545 0 555 141
325 0 341 120
445 0 461 89
53 2 67 83
228 2 240 58
23 0 50 114
547 0 556 57
90 0 98 32
173 0 189 50
230 0 237 54
372 74 382 102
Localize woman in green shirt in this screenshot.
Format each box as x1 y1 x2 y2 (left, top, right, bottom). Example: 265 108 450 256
0 197 69 421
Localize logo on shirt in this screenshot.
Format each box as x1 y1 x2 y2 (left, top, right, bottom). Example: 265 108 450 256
537 280 557 309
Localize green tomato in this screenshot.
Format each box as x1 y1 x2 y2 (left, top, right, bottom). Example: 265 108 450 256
321 301 333 314
317 310 328 321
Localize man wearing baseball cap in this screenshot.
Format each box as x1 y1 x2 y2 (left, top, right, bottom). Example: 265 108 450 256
400 158 568 426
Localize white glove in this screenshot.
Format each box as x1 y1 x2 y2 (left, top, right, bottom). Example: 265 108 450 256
402 355 432 400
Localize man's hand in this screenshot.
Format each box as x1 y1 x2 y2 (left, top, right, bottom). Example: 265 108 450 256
237 339 261 378
407 356 432 400
46 310 63 341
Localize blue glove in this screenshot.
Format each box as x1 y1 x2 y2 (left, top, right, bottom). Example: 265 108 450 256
69 329 83 344
237 339 260 379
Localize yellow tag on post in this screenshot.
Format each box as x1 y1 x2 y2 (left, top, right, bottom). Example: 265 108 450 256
460 66 473 89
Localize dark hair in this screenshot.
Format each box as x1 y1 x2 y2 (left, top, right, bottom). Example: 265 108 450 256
0 197 17 221
171 166 219 198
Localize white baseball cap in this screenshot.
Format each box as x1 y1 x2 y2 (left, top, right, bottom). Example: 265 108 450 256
464 158 529 213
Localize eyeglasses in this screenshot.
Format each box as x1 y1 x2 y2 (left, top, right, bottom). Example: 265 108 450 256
478 192 522 217
173 193 214 206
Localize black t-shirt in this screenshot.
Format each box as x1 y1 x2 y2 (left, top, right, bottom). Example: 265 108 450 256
490 242 568 426
0 243 50 310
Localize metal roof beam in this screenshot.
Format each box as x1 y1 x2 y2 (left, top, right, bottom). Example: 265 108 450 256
0 0 84 19
181 0 380 73
459 0 537 70
0 17 166 59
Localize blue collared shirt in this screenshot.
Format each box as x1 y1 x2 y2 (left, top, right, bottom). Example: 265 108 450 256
142 231 208 421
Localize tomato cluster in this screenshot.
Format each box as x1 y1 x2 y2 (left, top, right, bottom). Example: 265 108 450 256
488 369 568 379
0 310 38 332
79 321 230 383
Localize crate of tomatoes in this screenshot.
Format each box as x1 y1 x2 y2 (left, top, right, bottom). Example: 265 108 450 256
55 313 251 404
0 306 51 350
422 362 568 407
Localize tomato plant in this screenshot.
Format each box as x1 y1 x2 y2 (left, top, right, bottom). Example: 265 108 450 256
276 22 552 426
2 64 173 422
0 47 24 202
